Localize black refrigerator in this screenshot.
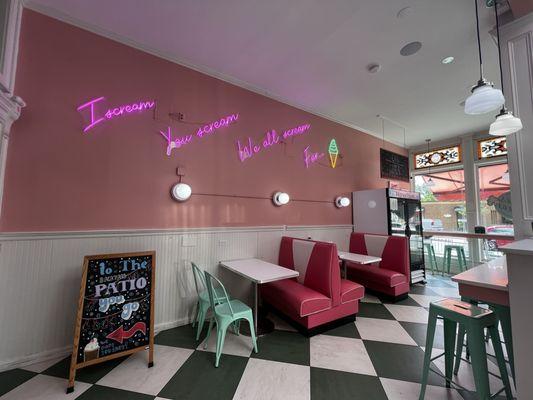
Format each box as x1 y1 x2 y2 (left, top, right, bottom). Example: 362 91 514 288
352 188 426 284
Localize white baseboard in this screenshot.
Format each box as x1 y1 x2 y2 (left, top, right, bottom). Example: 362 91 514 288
0 318 193 372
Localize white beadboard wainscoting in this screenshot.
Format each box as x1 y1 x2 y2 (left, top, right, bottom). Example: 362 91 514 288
0 224 352 371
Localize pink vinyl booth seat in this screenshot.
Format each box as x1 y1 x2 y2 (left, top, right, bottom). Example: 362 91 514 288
346 232 410 301
261 237 364 334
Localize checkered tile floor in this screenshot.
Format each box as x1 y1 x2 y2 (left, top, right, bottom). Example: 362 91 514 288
0 274 515 399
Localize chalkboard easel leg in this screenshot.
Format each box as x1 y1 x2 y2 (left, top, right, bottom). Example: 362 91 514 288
66 386 74 394
148 361 154 368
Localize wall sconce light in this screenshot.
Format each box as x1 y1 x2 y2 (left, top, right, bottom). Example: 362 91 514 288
171 166 192 202
273 192 290 206
335 196 351 208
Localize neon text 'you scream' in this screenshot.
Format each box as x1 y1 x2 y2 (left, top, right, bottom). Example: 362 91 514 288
77 97 156 133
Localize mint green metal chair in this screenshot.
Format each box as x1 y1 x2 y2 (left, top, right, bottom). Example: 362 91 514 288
442 245 467 274
191 262 227 341
204 271 258 367
419 299 512 400
424 242 440 275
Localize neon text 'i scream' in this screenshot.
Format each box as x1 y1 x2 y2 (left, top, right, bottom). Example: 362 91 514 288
77 97 156 133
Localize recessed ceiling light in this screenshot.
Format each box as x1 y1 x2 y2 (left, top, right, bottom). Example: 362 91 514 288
400 41 422 56
366 63 381 73
442 56 455 64
396 6 413 19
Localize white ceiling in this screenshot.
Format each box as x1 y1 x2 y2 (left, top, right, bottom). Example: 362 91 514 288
27 0 505 147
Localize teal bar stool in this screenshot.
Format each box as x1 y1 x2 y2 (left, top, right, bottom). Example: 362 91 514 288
204 271 258 367
442 245 467 274
191 262 227 341
454 299 515 383
424 242 440 275
419 298 512 400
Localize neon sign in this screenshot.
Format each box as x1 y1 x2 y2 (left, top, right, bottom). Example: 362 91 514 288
77 97 156 133
328 139 339 168
303 146 324 168
157 113 239 156
237 124 311 162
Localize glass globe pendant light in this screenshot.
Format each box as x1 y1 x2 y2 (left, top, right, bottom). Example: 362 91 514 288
488 0 523 136
425 139 436 187
464 0 505 115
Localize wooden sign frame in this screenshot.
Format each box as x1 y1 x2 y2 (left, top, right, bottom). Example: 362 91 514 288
67 251 156 393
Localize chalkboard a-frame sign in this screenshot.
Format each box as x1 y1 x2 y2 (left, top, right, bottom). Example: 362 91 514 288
67 251 156 393
380 148 410 182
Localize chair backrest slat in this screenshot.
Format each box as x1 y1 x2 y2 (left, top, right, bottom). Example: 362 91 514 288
191 262 206 296
204 271 234 316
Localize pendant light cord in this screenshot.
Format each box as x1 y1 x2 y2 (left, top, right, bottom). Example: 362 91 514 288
494 1 505 95
474 0 484 78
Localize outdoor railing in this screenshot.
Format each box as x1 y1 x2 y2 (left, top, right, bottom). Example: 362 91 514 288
422 230 513 275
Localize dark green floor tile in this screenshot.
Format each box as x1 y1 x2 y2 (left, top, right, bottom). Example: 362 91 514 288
409 285 439 296
400 321 445 349
155 324 205 349
76 384 154 400
311 367 388 400
458 389 514 400
0 369 36 396
158 351 247 400
363 340 445 387
42 356 128 383
322 321 360 339
251 330 309 365
379 295 421 307
357 303 395 320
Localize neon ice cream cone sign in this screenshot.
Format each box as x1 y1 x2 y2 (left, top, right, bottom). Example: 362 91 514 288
328 139 339 168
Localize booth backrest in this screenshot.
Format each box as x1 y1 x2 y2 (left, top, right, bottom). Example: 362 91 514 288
349 232 409 277
278 237 341 306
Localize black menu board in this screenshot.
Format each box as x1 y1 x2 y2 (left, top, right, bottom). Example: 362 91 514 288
67 251 155 393
380 148 410 182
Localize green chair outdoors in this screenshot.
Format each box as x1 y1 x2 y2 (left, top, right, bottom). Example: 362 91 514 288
424 242 440 275
191 262 227 341
419 298 512 400
204 271 258 367
442 244 467 274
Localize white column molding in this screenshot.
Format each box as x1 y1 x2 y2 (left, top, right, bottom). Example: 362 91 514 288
499 13 533 239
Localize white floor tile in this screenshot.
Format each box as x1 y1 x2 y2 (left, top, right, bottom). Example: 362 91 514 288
409 294 443 308
232 358 310 400
355 317 417 346
380 377 463 400
96 345 193 395
384 304 431 324
197 326 255 357
310 335 376 376
20 355 67 373
361 293 381 303
429 287 461 299
0 375 91 400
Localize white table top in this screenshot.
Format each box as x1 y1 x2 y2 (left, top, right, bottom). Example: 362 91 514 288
219 258 299 284
338 251 382 265
451 256 508 291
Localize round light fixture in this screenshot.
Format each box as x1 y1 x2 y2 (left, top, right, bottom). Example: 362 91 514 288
335 196 351 208
441 56 455 64
368 200 377 209
273 192 290 206
464 80 505 115
171 182 192 202
489 108 523 136
366 63 381 74
400 41 422 56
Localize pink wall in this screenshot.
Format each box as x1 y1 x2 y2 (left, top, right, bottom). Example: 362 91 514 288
0 10 408 232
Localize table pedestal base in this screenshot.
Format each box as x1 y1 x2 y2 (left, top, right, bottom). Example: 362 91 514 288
240 316 275 337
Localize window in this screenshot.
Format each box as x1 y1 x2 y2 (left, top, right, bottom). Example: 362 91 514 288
414 145 461 169
478 137 507 159
414 169 466 232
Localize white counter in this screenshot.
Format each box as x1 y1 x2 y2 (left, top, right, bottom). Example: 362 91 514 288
451 256 508 292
